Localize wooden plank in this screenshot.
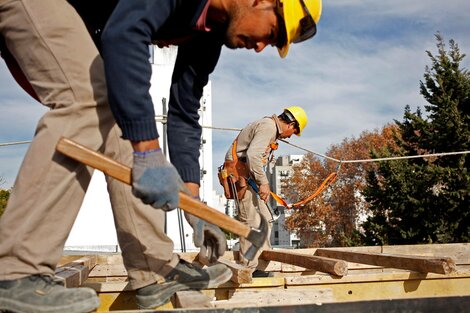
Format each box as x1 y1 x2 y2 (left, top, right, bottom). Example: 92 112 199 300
285 268 470 286
88 264 127 277
96 254 124 265
198 254 253 284
58 255 86 267
381 243 470 264
295 243 470 264
175 290 213 308
54 256 96 287
315 249 456 274
287 274 470 303
212 297 470 313
83 281 132 292
257 258 282 272
217 258 253 284
214 288 334 308
54 264 89 287
58 255 98 267
261 250 348 277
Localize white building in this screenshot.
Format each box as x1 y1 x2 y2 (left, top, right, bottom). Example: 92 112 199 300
267 154 304 248
64 46 224 252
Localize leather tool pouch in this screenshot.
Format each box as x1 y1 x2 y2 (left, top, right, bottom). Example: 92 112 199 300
218 160 248 200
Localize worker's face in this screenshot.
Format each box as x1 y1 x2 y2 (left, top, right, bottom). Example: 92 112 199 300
280 122 298 139
224 0 282 53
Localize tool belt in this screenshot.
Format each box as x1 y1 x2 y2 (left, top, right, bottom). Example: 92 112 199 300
218 159 249 200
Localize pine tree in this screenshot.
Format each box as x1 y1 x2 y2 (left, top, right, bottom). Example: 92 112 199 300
362 34 470 245
0 189 10 218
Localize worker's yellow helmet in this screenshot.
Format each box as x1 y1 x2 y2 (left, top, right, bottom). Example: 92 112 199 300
277 0 322 58
284 106 308 136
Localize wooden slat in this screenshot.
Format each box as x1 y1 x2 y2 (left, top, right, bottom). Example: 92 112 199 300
198 254 253 284
217 258 253 284
175 290 213 308
54 256 96 287
55 263 89 287
83 281 132 292
58 255 97 268
88 264 127 277
315 249 456 274
214 288 334 308
286 268 470 286
261 250 348 277
295 243 470 264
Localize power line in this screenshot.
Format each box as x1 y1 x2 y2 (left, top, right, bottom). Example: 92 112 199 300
0 141 31 147
1 120 468 164
279 139 470 164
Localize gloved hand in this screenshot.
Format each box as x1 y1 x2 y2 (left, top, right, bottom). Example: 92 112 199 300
132 148 183 211
185 211 226 263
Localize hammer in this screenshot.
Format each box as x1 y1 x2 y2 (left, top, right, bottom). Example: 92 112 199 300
56 137 268 261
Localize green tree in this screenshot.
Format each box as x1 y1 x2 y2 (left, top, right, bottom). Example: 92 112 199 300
0 189 10 218
362 34 470 245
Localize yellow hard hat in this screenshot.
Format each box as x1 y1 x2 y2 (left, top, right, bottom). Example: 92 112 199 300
284 106 308 136
277 0 322 58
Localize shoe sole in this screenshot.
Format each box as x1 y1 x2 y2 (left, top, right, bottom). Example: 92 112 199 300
137 267 232 309
0 295 100 313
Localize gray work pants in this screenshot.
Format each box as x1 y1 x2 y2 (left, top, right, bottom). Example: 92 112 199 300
237 185 272 269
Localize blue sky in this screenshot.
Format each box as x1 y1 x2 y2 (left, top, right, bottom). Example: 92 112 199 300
1 0 470 189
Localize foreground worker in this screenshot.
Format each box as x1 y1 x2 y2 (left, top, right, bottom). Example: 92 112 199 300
222 106 308 274
0 0 322 312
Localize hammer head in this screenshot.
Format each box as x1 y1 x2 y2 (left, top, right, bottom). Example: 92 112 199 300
241 215 269 261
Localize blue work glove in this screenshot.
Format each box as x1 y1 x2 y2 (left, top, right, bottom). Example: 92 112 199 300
185 210 227 264
132 148 183 211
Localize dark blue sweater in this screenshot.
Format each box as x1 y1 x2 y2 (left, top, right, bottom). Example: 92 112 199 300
102 0 223 184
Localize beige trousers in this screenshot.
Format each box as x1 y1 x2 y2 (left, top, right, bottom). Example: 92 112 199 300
0 0 178 289
237 185 272 269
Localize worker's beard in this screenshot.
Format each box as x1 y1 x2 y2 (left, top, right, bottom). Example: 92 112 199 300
223 3 243 49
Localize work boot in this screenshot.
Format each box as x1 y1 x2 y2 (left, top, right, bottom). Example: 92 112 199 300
0 274 100 313
136 259 232 309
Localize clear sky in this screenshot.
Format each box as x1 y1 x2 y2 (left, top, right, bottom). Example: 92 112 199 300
1 0 470 189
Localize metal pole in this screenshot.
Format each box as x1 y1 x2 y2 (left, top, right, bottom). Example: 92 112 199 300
162 97 186 252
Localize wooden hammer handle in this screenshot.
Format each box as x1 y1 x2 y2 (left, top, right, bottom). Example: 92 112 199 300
56 137 251 238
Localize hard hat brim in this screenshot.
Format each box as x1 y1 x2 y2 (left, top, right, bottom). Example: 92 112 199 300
277 0 322 58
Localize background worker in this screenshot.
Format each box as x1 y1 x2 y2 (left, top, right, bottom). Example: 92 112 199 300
224 107 308 274
0 0 322 312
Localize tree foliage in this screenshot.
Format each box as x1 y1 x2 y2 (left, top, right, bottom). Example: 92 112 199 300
0 189 10 218
362 34 470 245
283 125 398 247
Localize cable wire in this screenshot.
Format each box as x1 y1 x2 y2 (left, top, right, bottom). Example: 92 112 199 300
0 140 31 147
1 118 468 164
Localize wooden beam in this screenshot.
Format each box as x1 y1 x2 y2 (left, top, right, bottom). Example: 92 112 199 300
198 255 253 284
88 264 127 277
261 250 348 277
214 288 334 308
58 255 97 268
315 249 456 274
54 265 87 287
218 258 253 284
175 290 213 308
